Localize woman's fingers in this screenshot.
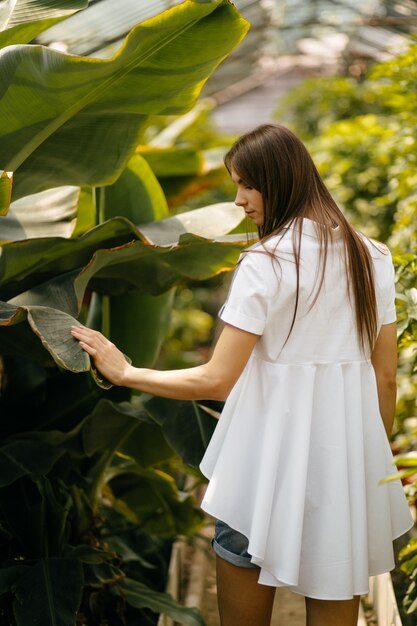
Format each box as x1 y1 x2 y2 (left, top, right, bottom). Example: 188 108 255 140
78 341 97 356
71 326 108 347
70 325 129 386
71 327 109 356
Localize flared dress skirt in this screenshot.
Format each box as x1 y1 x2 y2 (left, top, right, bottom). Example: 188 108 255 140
200 356 414 599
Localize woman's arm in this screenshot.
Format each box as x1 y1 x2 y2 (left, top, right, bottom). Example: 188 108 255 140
70 323 259 401
371 322 397 438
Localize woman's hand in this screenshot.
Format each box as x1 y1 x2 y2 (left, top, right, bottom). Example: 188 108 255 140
70 325 131 386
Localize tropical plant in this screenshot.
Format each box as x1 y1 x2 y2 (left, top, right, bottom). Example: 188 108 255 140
0 1 249 624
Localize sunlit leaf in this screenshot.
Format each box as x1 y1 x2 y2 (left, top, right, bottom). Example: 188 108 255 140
0 0 88 48
1 186 79 242
0 169 13 215
1 204 245 303
0 0 249 200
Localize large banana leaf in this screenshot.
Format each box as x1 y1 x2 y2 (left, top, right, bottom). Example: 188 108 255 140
103 153 168 224
138 146 203 178
1 186 79 240
0 237 243 379
0 204 246 382
108 465 203 535
0 0 249 212
0 0 88 48
12 558 83 626
0 431 67 487
102 152 173 367
144 396 217 467
3 231 244 311
109 291 175 368
137 144 227 207
1 203 245 301
82 399 175 467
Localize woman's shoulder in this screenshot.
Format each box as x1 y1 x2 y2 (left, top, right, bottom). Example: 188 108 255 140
357 230 392 260
244 229 293 255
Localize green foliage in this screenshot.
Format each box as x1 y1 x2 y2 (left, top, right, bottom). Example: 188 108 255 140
274 47 417 244
0 0 248 210
275 76 391 140
0 0 88 48
399 528 417 614
160 285 215 369
0 1 249 623
13 558 83 626
309 114 399 241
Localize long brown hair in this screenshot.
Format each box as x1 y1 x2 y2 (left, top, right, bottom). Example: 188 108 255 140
224 123 378 353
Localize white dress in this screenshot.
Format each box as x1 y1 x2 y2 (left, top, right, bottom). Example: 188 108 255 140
200 217 414 600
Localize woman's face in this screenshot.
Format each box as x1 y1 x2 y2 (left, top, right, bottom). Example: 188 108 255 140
231 168 264 227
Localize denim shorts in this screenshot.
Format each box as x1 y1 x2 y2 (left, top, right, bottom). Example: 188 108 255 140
212 519 259 569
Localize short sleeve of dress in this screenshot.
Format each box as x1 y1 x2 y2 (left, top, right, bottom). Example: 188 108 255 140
219 252 269 335
381 253 396 325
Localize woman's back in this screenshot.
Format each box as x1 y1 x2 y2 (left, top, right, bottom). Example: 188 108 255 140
236 218 396 365
200 218 412 600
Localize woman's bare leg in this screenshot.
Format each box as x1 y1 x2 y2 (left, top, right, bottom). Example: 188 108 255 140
216 555 276 626
305 595 360 626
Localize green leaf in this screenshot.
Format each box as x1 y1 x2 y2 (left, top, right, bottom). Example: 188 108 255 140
118 577 206 626
81 232 243 296
0 0 87 29
103 153 169 224
109 465 203 535
64 544 114 564
0 303 116 388
27 307 90 372
102 152 174 367
81 399 159 510
0 206 246 380
109 291 175 368
119 421 176 468
139 146 203 178
144 397 217 467
401 554 417 577
0 16 71 48
0 435 66 487
0 0 88 48
0 169 13 215
0 564 29 595
1 0 249 200
400 538 417 560
393 451 417 468
380 468 417 484
104 535 156 568
147 100 214 148
1 186 80 242
13 558 83 626
82 399 152 457
406 595 417 615
0 204 244 301
138 202 244 246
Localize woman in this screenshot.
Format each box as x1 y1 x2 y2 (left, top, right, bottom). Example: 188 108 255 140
71 124 413 626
